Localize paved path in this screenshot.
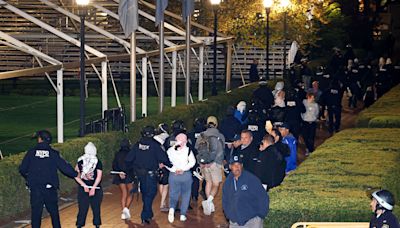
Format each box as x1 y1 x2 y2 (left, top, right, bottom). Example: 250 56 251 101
30 98 363 228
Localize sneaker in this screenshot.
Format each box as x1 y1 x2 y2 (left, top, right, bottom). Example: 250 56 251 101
209 201 215 213
180 215 187 222
202 200 211 215
160 206 169 212
168 208 175 223
123 207 131 219
121 212 126 220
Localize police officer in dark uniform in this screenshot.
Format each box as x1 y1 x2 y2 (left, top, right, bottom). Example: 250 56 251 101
125 126 171 224
369 189 399 228
19 130 79 228
322 79 342 133
284 87 305 140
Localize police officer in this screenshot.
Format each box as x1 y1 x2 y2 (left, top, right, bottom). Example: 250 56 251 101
369 189 399 228
19 130 79 228
322 79 342 133
125 126 171 224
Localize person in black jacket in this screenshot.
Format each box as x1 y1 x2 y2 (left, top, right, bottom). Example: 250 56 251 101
322 79 342 133
125 126 171 224
19 130 79 228
112 138 134 220
233 130 259 175
253 134 283 191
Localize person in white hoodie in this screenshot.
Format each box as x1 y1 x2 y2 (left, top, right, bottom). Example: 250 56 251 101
301 92 319 155
165 133 196 223
75 142 103 228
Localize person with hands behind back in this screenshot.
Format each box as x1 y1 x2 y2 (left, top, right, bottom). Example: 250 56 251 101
75 142 103 228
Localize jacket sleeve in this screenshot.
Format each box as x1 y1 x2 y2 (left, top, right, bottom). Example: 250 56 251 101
156 145 172 167
55 152 78 178
252 175 270 218
19 151 31 179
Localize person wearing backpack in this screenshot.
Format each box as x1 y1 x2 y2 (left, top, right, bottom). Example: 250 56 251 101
195 116 225 215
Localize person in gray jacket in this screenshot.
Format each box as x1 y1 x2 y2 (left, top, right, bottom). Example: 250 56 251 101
301 92 319 155
195 116 225 215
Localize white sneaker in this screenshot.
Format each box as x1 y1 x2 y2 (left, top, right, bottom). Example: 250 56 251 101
123 207 131 219
180 215 187 221
168 208 175 223
209 201 215 213
121 212 126 220
202 200 211 215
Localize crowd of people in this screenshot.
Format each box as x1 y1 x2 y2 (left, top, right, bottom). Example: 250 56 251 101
18 45 400 228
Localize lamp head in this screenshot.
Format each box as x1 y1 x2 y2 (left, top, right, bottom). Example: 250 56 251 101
263 0 273 8
76 0 89 6
210 0 221 5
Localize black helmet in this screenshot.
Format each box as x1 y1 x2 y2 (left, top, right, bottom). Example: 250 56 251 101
372 190 395 211
193 117 207 130
141 126 155 138
32 130 52 144
172 120 186 132
157 123 169 134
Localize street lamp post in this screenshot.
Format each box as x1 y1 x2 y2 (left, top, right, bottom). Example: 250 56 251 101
263 0 273 81
280 0 290 79
76 0 89 137
210 0 221 96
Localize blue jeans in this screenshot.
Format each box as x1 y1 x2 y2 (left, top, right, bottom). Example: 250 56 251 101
138 174 157 220
169 171 193 215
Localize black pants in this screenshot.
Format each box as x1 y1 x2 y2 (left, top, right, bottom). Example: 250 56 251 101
138 174 157 220
30 186 60 228
302 121 317 152
191 174 199 200
76 187 103 227
327 105 341 132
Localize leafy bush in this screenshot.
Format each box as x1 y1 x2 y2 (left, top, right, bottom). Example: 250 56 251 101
0 83 258 221
356 84 400 128
265 128 400 227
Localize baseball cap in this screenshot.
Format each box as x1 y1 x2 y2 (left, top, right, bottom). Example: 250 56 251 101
279 122 290 129
229 155 243 165
207 116 218 127
32 130 52 144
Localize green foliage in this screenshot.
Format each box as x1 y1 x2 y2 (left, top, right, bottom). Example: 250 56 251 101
356 84 400 128
197 0 349 52
265 128 400 227
0 83 258 221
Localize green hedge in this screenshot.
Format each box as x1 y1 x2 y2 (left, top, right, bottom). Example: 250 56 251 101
356 84 400 128
265 128 400 227
0 83 258 221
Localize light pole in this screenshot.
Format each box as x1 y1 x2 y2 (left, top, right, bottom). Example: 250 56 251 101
76 0 89 137
210 0 221 96
280 0 290 79
263 0 273 81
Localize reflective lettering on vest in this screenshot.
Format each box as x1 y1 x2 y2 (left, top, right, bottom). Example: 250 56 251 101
35 150 49 158
330 89 338 94
138 144 150 150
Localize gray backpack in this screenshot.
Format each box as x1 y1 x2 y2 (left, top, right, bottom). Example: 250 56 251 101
195 133 221 164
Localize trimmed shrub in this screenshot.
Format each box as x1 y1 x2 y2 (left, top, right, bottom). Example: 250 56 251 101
265 128 400 227
356 84 400 128
0 83 258 221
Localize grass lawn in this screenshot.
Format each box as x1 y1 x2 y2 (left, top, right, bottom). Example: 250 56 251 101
0 95 187 156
